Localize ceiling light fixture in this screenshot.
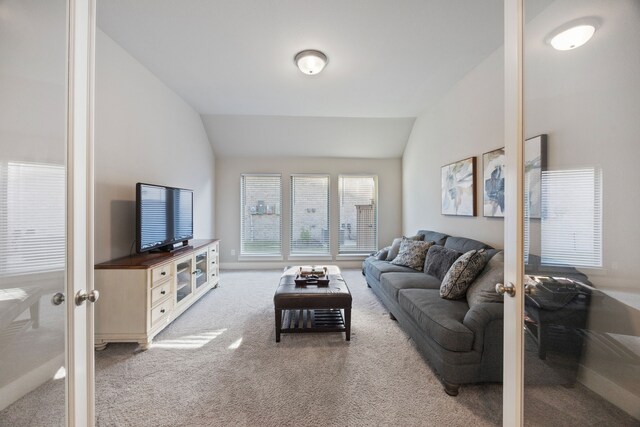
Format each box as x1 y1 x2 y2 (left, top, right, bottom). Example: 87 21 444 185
294 49 328 75
548 19 598 51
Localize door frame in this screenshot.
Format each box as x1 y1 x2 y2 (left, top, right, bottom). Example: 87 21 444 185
503 0 525 425
66 0 96 425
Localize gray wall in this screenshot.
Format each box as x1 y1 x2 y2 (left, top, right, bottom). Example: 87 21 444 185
215 156 402 268
95 30 216 263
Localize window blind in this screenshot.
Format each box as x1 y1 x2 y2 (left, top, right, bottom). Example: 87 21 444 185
290 175 330 256
240 174 282 256
338 175 377 254
541 168 602 268
0 162 65 276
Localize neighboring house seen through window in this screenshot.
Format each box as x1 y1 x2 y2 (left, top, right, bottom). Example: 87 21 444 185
338 175 377 255
240 174 282 256
290 175 330 256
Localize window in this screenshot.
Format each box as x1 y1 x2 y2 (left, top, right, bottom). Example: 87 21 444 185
240 174 282 256
290 175 330 256
540 168 602 268
0 162 65 276
338 175 377 254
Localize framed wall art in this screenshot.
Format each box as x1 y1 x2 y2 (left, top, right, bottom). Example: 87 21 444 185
483 148 505 217
441 156 476 216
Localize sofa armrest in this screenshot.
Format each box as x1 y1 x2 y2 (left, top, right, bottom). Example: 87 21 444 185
463 303 504 351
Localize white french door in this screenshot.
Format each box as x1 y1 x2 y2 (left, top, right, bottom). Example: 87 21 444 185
0 0 95 425
504 0 640 425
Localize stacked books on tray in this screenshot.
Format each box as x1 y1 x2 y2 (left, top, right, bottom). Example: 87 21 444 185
295 266 329 287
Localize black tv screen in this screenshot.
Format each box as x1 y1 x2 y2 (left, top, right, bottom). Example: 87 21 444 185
136 183 193 253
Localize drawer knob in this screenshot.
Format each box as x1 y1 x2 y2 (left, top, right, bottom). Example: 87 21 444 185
161 290 166 295
160 309 165 313
161 271 167 276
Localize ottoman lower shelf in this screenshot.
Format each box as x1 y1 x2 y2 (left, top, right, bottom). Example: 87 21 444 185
277 308 349 338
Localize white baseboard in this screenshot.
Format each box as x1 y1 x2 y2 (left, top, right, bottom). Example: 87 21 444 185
220 260 364 270
0 353 64 412
578 364 640 421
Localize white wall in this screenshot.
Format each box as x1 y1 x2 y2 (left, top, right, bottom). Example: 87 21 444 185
95 30 215 263
402 47 505 249
215 156 402 269
402 0 639 418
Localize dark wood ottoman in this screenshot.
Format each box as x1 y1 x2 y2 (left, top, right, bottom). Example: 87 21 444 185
274 266 352 342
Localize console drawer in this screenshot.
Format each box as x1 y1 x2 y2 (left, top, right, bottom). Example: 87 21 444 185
151 298 172 326
152 263 172 285
151 281 171 306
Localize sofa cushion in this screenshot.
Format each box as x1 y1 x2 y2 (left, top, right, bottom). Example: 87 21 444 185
380 272 441 301
467 251 504 308
398 288 474 352
424 245 462 280
444 236 490 253
386 234 424 261
368 260 419 281
440 249 489 300
417 230 449 246
391 240 434 271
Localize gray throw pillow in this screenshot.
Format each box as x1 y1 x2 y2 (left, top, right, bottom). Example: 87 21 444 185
386 234 424 261
374 246 391 260
466 251 504 307
423 245 462 281
390 239 434 271
440 249 488 300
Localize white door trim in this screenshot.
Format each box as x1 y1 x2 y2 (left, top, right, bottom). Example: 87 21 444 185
503 0 525 425
66 0 95 425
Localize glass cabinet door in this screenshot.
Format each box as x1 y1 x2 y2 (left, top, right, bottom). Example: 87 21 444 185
194 249 209 291
175 257 193 304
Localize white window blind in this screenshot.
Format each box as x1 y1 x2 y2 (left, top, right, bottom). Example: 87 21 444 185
290 175 330 256
0 162 65 276
240 174 282 256
541 168 602 268
338 175 377 254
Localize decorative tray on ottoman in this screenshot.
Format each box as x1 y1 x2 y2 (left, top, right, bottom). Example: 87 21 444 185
294 274 330 287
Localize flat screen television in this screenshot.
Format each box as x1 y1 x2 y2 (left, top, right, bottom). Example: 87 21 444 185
136 183 194 253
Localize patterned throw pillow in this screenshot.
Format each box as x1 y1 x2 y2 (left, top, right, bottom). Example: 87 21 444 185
390 239 434 271
440 249 488 300
386 234 424 261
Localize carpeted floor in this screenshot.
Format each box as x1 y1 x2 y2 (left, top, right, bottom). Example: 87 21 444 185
1 269 637 426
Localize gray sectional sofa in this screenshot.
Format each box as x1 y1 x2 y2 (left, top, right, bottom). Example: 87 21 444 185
363 230 504 396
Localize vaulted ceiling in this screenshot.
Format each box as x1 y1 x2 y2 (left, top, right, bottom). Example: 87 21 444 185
96 1 525 158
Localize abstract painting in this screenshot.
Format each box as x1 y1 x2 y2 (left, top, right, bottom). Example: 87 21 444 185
441 157 476 216
483 148 505 217
525 134 547 219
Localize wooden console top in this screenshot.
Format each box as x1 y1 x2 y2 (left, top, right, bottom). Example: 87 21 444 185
95 239 219 270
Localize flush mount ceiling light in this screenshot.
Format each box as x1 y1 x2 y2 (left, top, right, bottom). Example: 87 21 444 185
548 18 598 51
294 49 328 75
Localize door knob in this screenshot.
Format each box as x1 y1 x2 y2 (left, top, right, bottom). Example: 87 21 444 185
495 282 516 297
524 283 537 296
52 292 66 306
75 289 100 306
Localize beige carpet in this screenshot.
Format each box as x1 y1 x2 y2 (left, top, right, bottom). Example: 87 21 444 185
1 269 637 426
